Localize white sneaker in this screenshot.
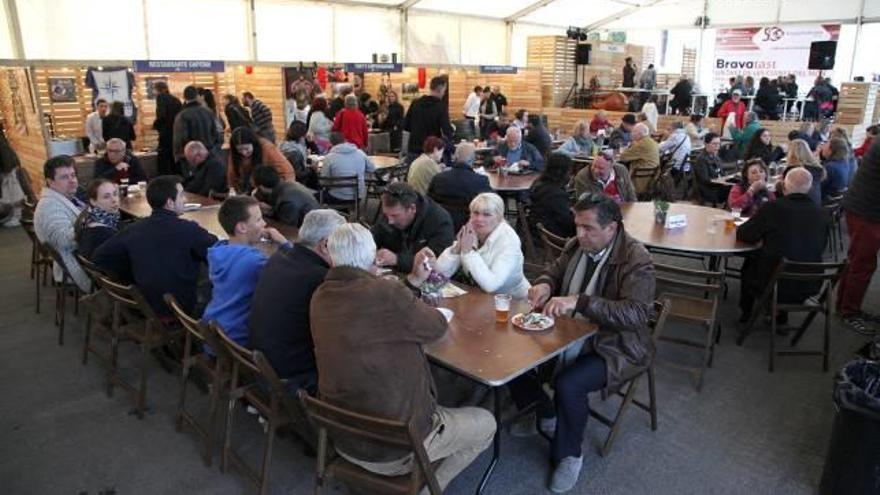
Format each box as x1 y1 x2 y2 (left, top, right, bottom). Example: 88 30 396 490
550 456 583 493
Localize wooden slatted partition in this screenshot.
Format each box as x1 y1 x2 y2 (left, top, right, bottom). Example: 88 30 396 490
231 65 286 140
527 36 575 107
33 67 92 139
0 67 49 194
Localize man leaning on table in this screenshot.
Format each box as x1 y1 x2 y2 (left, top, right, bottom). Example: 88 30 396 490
309 223 495 492
508 193 656 493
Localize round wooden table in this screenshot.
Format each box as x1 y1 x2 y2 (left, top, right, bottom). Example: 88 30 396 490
621 202 758 269
369 155 401 169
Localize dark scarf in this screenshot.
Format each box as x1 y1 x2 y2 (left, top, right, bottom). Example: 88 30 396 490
88 206 120 230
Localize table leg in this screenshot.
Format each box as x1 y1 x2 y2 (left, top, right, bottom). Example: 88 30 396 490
475 387 502 495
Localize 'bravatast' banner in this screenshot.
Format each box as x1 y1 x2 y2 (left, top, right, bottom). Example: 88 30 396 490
713 24 839 94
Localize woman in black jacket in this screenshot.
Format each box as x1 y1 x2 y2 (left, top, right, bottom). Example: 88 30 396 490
380 91 405 152
528 153 574 239
223 94 253 133
754 77 780 120
744 128 785 164
102 101 136 149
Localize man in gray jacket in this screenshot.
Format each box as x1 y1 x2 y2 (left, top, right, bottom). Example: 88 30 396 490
34 155 90 291
321 132 375 203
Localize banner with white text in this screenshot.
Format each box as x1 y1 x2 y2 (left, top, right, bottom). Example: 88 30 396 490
713 24 839 95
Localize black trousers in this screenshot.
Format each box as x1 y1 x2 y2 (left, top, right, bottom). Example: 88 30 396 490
509 352 608 462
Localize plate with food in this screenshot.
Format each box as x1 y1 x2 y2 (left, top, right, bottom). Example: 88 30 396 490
511 312 555 332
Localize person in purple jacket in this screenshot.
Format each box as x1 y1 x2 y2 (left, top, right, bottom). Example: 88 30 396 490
201 196 291 346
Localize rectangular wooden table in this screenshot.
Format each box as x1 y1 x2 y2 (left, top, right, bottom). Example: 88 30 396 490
426 290 596 494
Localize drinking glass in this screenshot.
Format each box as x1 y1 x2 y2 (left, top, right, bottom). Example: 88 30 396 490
494 294 512 323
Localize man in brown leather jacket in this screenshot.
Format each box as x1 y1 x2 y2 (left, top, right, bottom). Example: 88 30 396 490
510 193 655 493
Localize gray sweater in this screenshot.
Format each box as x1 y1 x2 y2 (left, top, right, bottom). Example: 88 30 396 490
34 188 90 291
321 143 376 201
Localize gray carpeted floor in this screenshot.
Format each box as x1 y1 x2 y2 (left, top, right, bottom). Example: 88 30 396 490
0 225 876 495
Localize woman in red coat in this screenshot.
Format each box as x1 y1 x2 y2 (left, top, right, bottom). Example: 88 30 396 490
718 89 747 132
332 94 369 150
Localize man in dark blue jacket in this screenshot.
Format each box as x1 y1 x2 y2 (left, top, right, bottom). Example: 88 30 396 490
427 142 492 231
248 209 346 394
93 175 217 318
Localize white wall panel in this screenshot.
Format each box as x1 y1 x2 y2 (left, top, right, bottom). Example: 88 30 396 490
255 0 332 62
406 11 460 64
147 0 248 60
459 18 507 65
334 6 400 63
18 0 146 59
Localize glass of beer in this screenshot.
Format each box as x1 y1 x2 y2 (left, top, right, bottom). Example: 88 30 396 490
494 294 512 323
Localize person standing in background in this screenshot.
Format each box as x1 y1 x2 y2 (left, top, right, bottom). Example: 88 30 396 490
153 82 182 176
102 101 136 150
622 57 637 88
242 91 276 143
85 99 109 153
491 85 508 116
462 86 482 138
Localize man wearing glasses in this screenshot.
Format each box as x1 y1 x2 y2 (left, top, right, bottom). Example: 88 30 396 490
93 138 148 184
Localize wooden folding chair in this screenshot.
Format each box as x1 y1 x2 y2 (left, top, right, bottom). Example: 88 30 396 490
94 275 183 418
822 195 844 260
736 259 847 372
41 242 82 346
318 175 361 220
217 325 310 495
515 203 538 264
165 294 231 467
536 222 570 263
654 263 724 390
298 390 443 495
429 194 470 233
589 299 670 457
75 252 116 367
630 166 659 200
20 219 52 313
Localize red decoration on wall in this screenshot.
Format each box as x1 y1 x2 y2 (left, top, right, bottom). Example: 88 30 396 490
317 67 328 90
418 67 427 89
245 65 254 75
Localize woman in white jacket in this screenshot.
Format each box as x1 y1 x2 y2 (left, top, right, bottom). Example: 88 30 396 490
436 192 530 299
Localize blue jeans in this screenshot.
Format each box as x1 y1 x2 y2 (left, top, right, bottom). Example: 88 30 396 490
509 352 607 461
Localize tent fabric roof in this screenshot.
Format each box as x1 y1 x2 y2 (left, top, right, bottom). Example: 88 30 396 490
346 0 875 27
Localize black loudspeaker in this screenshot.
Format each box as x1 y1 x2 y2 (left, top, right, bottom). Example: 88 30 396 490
808 41 837 70
391 53 397 63
372 53 378 63
575 44 591 65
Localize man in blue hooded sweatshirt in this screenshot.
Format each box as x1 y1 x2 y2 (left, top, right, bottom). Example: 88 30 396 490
202 195 292 346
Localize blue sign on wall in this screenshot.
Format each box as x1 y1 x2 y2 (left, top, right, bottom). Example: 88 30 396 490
343 63 403 73
479 65 518 74
133 60 226 73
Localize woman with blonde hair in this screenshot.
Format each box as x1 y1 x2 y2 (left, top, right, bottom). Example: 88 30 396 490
436 192 530 299
781 138 826 203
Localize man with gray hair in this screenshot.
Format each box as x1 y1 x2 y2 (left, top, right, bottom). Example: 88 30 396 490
248 209 347 394
427 141 492 229
332 93 369 149
618 122 660 197
311 223 496 492
736 166 828 324
182 140 227 196
495 125 545 171
94 137 148 184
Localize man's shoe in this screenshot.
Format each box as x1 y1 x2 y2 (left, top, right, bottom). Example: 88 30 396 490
843 315 877 336
549 456 583 493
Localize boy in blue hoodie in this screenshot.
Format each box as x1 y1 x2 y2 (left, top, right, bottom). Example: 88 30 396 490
202 195 291 346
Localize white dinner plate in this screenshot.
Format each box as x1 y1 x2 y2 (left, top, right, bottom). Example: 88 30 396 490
436 307 454 322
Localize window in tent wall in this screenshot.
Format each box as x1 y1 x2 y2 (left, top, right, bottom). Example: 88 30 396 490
146 0 249 60
254 0 333 62
406 12 461 65
17 0 146 59
333 6 401 63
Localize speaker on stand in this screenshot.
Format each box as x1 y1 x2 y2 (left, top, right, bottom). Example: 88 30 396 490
808 41 837 70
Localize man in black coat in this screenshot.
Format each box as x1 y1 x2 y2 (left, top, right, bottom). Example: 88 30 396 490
248 209 346 394
402 76 454 163
152 81 182 176
173 85 220 169
736 167 828 322
427 142 492 231
93 175 217 318
182 141 226 197
670 77 693 115
371 182 454 272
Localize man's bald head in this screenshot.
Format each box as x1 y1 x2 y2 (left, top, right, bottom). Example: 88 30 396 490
784 166 813 195
184 140 208 165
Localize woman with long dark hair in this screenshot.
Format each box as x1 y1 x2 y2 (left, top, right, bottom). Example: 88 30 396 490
727 158 775 216
101 101 136 149
228 127 295 193
380 91 405 152
223 94 252 133
528 153 575 238
199 87 226 146
743 128 785 164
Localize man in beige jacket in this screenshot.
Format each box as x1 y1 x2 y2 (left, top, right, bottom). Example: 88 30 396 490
618 123 659 197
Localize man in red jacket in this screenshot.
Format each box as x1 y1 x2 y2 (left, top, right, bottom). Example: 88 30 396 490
332 94 369 150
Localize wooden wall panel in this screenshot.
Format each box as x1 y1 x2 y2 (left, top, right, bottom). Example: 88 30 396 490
0 67 49 194
231 65 286 140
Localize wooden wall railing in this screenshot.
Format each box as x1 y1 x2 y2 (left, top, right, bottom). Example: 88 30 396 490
1 67 48 194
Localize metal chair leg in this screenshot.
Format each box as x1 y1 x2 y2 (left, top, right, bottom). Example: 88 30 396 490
647 369 658 431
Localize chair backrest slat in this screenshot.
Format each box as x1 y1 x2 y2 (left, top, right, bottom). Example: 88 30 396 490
654 263 724 296
212 321 259 374
299 391 413 446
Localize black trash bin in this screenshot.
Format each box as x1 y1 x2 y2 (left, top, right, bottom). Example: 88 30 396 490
820 359 880 495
